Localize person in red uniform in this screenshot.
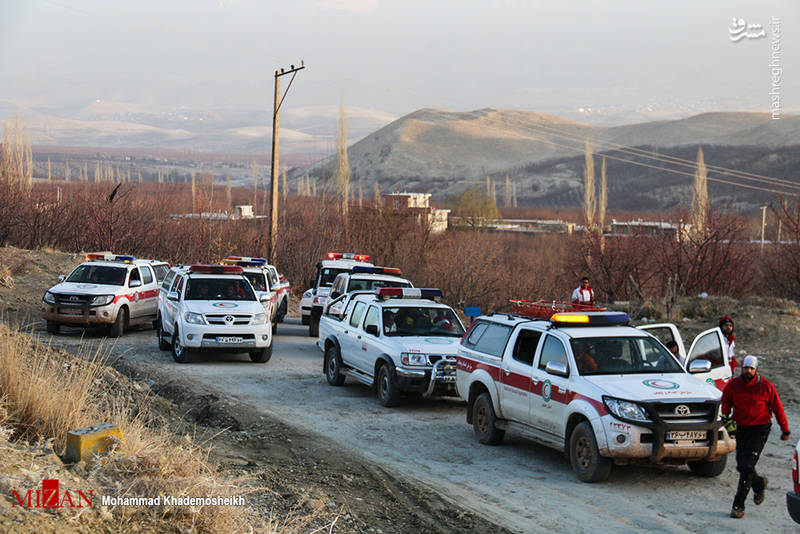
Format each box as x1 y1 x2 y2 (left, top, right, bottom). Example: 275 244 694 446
719 316 737 373
571 276 595 306
722 355 791 518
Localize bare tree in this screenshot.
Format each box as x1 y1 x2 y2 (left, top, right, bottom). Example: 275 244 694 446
335 102 351 217
583 138 595 229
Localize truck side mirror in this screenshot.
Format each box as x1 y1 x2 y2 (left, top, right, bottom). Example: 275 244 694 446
129 279 142 288
365 324 379 336
331 290 341 300
58 274 66 283
545 361 569 378
259 293 270 303
167 291 179 302
688 359 712 373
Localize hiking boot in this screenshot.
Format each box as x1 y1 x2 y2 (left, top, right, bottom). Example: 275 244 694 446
754 477 768 505
731 506 744 518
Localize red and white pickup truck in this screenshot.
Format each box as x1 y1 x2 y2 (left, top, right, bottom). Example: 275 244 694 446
455 309 736 482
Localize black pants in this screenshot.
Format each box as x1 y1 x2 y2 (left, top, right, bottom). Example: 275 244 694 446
733 423 771 509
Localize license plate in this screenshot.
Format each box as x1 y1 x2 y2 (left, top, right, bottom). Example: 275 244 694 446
666 430 707 441
216 336 244 344
60 307 83 315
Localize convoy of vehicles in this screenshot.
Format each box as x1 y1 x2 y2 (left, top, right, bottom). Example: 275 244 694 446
454 308 735 482
41 250 797 516
42 253 168 337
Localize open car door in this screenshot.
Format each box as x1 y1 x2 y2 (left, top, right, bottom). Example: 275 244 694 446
684 327 731 390
637 324 686 362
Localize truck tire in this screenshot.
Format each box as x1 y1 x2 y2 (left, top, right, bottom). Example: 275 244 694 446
325 345 345 386
156 315 170 351
688 454 727 477
472 392 505 445
271 321 278 335
171 327 191 364
569 421 612 482
277 299 287 323
376 364 400 407
301 315 310 326
249 341 273 363
110 307 127 337
309 315 319 337
46 320 60 334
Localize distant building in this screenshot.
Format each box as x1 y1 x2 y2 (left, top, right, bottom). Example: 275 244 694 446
610 219 690 240
382 192 450 234
170 204 264 221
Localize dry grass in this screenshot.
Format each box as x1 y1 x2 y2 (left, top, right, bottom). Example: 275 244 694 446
0 322 271 533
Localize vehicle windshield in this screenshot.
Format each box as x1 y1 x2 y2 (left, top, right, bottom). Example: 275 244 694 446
67 265 127 286
347 279 411 292
185 278 256 301
383 306 465 337
244 272 268 292
570 336 684 376
319 268 350 288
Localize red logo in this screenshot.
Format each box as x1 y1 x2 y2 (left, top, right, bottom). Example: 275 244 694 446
11 479 93 508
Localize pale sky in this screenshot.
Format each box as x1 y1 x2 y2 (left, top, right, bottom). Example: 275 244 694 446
1 0 797 120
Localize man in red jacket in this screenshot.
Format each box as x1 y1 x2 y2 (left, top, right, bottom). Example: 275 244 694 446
722 355 791 518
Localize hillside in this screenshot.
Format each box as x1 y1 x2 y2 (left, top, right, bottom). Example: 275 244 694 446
290 108 799 209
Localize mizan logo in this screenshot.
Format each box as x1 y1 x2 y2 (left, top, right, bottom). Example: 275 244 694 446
12 479 93 509
542 379 552 402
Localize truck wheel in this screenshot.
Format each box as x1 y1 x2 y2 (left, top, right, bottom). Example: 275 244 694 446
271 321 278 335
171 327 191 364
110 307 127 337
46 320 60 334
301 315 310 326
277 300 287 323
376 364 400 407
325 345 345 386
472 392 505 445
309 315 319 337
688 454 727 477
569 421 612 482
156 316 170 351
249 341 273 363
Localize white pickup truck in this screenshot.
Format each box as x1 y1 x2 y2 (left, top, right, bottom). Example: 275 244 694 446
318 288 466 407
455 310 736 482
304 252 373 337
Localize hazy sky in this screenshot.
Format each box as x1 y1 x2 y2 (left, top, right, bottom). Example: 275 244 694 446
1 0 797 120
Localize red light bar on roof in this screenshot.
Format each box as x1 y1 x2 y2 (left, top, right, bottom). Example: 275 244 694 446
326 252 371 262
376 288 442 300
351 266 403 275
221 256 267 267
188 264 244 274
86 253 136 263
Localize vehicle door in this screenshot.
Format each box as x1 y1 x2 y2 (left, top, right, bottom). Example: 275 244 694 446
685 327 731 389
530 334 572 439
163 275 184 331
637 324 686 363
159 270 176 310
126 267 143 318
499 327 543 423
339 301 367 367
359 305 383 373
139 265 158 317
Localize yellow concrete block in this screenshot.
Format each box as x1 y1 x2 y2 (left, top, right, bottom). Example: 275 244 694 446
63 423 124 464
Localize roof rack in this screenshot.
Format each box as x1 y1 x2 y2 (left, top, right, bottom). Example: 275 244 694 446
510 299 607 320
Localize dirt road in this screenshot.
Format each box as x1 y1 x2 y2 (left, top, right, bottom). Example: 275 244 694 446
40 317 800 534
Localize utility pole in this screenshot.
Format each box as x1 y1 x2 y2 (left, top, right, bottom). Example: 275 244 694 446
268 60 305 263
760 205 767 252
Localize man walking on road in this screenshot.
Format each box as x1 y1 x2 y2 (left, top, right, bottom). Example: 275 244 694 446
721 355 791 518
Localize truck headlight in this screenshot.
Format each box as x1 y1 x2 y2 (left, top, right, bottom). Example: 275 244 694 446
401 352 429 366
90 295 114 306
183 312 205 325
252 313 267 325
43 291 56 304
603 396 651 423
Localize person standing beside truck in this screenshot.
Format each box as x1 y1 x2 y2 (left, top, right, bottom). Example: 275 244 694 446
722 355 791 518
719 316 737 373
571 276 595 306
